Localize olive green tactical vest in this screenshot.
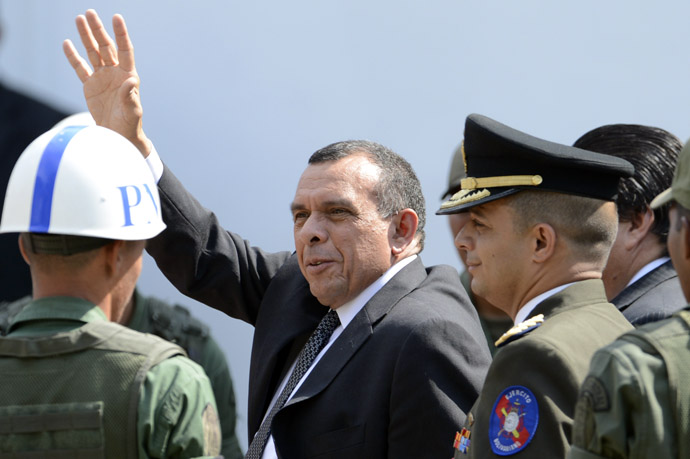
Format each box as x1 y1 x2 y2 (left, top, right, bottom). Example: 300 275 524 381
0 320 184 458
624 309 690 459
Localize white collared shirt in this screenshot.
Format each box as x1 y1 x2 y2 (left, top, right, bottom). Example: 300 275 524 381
146 145 165 183
626 257 670 288
513 282 576 325
258 256 418 458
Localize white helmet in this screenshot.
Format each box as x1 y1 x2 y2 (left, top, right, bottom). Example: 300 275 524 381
0 125 166 240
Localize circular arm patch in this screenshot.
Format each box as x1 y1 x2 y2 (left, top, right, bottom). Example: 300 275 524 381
488 386 539 455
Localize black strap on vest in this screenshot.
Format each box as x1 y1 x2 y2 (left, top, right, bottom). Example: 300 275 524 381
144 296 209 363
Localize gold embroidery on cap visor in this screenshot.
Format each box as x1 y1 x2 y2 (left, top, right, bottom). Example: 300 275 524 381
440 189 491 209
439 174 543 209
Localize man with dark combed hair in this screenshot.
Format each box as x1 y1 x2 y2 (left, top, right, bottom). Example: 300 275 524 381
573 124 685 325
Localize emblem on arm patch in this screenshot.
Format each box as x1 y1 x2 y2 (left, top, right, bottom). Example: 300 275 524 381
488 386 539 455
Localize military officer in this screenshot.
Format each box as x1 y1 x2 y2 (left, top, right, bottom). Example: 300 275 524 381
438 114 634 458
569 140 690 458
0 125 221 457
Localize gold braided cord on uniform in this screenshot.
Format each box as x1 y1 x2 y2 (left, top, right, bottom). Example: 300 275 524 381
439 174 543 210
460 174 543 190
494 314 545 347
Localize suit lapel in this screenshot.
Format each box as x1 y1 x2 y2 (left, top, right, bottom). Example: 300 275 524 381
611 260 676 310
286 257 427 406
249 264 326 432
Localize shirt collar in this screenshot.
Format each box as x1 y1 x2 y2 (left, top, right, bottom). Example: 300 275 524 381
335 255 417 329
513 282 576 325
9 296 107 332
627 257 670 287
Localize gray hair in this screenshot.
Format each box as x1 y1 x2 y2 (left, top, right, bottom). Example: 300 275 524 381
309 140 426 250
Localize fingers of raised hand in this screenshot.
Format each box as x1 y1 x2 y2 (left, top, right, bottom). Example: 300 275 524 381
76 14 103 69
85 9 118 67
63 39 93 83
113 14 136 72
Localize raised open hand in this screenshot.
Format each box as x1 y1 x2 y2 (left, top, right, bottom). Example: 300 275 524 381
63 10 151 156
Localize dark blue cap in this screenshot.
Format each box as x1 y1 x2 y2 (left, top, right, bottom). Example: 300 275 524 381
437 114 635 215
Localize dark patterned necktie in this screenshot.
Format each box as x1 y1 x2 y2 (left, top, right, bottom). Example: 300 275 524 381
245 309 341 459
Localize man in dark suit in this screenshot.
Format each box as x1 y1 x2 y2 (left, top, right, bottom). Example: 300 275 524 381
438 114 634 458
573 124 685 326
63 10 492 458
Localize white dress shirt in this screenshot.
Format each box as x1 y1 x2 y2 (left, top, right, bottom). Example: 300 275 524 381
626 257 670 288
513 282 576 325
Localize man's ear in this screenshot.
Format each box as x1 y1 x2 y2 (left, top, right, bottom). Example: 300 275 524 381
622 207 655 250
102 240 124 276
391 208 419 255
18 234 30 266
532 223 556 264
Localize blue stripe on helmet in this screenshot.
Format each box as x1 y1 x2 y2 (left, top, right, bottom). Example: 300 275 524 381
29 126 87 232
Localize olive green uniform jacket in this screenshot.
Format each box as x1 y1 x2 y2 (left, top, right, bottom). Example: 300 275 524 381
129 290 243 459
458 280 632 458
0 297 221 458
569 308 690 458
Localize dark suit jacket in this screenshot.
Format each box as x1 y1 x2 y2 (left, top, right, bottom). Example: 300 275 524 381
462 280 633 458
148 168 492 458
611 260 686 326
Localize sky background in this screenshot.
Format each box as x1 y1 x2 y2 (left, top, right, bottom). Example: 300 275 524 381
2 0 690 449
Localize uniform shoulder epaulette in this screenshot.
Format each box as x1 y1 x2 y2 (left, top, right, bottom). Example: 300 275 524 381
494 314 544 348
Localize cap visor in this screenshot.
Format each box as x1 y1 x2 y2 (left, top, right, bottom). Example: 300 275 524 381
650 187 673 209
436 188 520 215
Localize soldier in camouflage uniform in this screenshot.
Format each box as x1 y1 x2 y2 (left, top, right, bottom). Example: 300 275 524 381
0 125 221 457
569 140 690 458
